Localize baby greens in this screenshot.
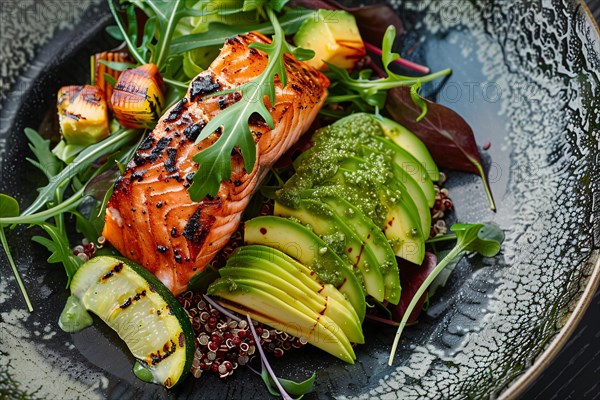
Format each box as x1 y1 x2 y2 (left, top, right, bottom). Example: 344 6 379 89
325 26 451 113
388 223 504 365
0 127 140 310
19 128 137 217
168 8 313 55
0 194 32 311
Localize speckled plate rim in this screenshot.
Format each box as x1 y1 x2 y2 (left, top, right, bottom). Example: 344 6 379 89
500 254 600 399
499 2 600 397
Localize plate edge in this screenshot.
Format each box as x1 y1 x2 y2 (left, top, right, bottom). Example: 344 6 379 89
499 252 600 399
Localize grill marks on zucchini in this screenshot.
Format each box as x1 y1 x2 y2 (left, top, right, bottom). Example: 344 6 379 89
101 262 124 281
67 256 195 388
119 289 147 309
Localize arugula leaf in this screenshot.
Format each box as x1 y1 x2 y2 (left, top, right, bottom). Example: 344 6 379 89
0 193 19 218
187 8 314 201
110 0 213 69
24 128 62 180
388 223 504 365
324 26 451 110
105 25 124 40
32 223 83 288
52 140 86 164
20 128 138 217
0 194 33 311
409 82 427 122
104 72 117 87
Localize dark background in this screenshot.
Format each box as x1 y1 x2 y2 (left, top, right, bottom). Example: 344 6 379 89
521 3 599 399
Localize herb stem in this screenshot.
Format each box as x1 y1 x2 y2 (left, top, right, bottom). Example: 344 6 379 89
365 314 400 326
21 128 137 217
163 77 189 91
0 228 33 312
326 94 363 103
388 245 463 365
54 188 66 234
369 60 386 79
151 0 183 68
425 233 457 244
364 41 430 74
0 187 84 226
318 108 347 119
247 314 292 400
349 68 452 91
473 159 497 212
203 295 241 322
108 0 145 65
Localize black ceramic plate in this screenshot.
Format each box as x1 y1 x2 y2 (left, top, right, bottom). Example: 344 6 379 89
1 1 599 399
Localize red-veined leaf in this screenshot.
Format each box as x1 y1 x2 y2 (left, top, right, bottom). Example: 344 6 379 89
390 252 437 323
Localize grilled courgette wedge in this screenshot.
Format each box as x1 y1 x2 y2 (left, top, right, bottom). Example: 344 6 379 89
64 256 194 388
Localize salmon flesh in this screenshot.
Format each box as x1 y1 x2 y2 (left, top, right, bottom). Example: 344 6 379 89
102 33 329 295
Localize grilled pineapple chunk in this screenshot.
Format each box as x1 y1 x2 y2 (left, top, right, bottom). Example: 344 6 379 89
111 64 166 129
57 85 110 146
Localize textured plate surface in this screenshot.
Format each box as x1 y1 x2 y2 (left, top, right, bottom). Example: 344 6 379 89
0 1 599 399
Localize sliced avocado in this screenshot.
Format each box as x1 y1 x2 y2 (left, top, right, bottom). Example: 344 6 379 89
302 189 401 305
296 139 433 234
207 278 356 363
232 245 353 312
368 136 436 207
300 116 436 207
274 198 386 302
330 159 426 265
378 116 440 182
224 253 361 330
217 266 364 344
293 10 365 70
244 216 366 320
281 152 426 265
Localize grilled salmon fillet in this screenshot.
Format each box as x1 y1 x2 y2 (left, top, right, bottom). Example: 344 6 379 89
102 32 329 295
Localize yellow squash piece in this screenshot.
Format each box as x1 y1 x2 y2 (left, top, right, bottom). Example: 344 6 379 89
111 63 166 129
57 85 110 146
294 10 365 70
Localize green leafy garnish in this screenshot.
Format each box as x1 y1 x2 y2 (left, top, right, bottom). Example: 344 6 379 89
168 8 313 55
324 26 452 111
0 194 33 312
187 7 314 201
409 82 427 122
0 126 140 308
24 128 61 179
32 223 83 288
19 128 137 217
259 363 316 398
97 59 137 71
388 223 504 365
